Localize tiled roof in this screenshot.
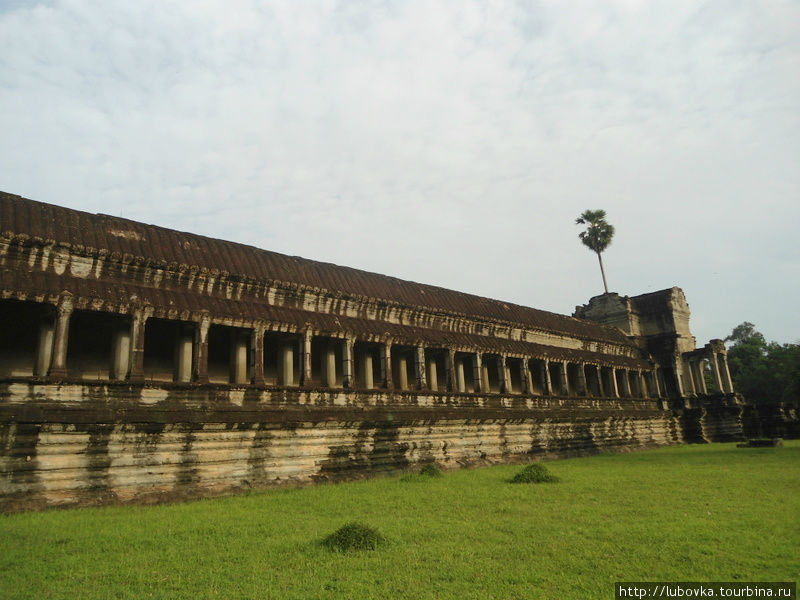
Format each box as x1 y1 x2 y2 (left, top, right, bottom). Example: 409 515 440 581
1 191 631 346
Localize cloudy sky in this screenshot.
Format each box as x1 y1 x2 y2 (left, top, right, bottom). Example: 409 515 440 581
1 0 798 345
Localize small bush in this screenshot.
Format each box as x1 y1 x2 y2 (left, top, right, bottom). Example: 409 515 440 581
322 522 386 552
510 463 559 484
419 463 444 478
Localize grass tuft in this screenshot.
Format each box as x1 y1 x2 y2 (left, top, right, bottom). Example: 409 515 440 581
509 462 560 484
321 522 386 552
419 463 444 478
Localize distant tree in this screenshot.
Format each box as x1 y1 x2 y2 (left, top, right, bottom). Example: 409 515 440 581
575 209 615 294
726 322 800 404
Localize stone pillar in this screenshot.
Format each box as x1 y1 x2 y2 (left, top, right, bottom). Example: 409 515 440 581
176 324 194 383
251 325 265 386
342 338 354 389
523 360 533 394
687 360 699 395
576 364 588 396
301 329 312 386
381 341 393 389
672 358 685 397
397 354 409 390
695 360 708 394
231 330 249 385
127 308 149 382
414 346 427 390
324 341 337 387
48 295 74 379
280 342 294 386
595 366 605 397
639 371 649 398
427 355 438 391
456 357 466 393
617 368 631 397
543 361 553 395
111 324 131 380
446 349 457 392
655 368 666 398
361 347 374 389
193 315 210 384
111 323 131 381
473 352 483 393
628 370 639 397
35 316 56 377
708 353 723 392
721 354 734 393
608 367 620 397
498 355 509 393
559 362 569 396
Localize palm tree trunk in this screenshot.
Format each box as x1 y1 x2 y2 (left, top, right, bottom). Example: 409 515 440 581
597 252 609 294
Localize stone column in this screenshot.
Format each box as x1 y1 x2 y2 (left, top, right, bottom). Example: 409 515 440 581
639 371 649 398
595 366 605 397
176 324 194 383
559 362 569 396
456 357 466 393
655 368 666 398
721 354 734 393
301 329 312 386
447 349 458 392
397 353 409 390
414 346 427 390
251 325 265 386
686 360 697 394
324 341 337 387
608 367 620 397
172 323 195 383
495 354 509 394
672 358 685 397
111 323 131 381
473 352 483 393
342 337 354 389
629 370 639 397
361 347 374 389
427 355 438 391
708 353 723 392
380 341 393 389
127 308 149 383
48 295 74 379
541 361 552 395
231 330 249 385
193 315 210 384
523 360 533 394
280 342 294 386
35 315 56 377
576 364 588 396
618 369 632 397
695 360 708 395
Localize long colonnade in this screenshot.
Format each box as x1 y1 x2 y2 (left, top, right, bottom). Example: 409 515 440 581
1 294 667 400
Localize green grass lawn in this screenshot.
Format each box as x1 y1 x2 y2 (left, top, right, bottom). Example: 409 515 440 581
2 442 798 599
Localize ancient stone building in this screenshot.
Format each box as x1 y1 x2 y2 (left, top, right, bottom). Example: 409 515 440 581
0 191 744 511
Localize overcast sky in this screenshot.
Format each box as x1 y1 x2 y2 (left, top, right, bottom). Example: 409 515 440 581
1 1 798 346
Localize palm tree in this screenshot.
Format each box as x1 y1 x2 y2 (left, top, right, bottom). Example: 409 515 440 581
575 209 615 294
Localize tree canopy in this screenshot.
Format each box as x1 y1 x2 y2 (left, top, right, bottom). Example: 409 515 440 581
726 322 800 404
575 209 615 294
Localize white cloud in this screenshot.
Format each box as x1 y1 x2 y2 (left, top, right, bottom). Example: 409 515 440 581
1 0 798 344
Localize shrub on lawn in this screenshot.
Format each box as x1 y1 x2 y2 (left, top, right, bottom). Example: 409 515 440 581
400 462 444 482
322 522 386 552
510 463 559 484
419 463 443 478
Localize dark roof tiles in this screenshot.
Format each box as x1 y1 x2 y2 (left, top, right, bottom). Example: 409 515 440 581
2 191 630 345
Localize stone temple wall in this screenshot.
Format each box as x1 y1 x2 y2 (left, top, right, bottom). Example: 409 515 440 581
0 192 770 513
0 381 746 512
